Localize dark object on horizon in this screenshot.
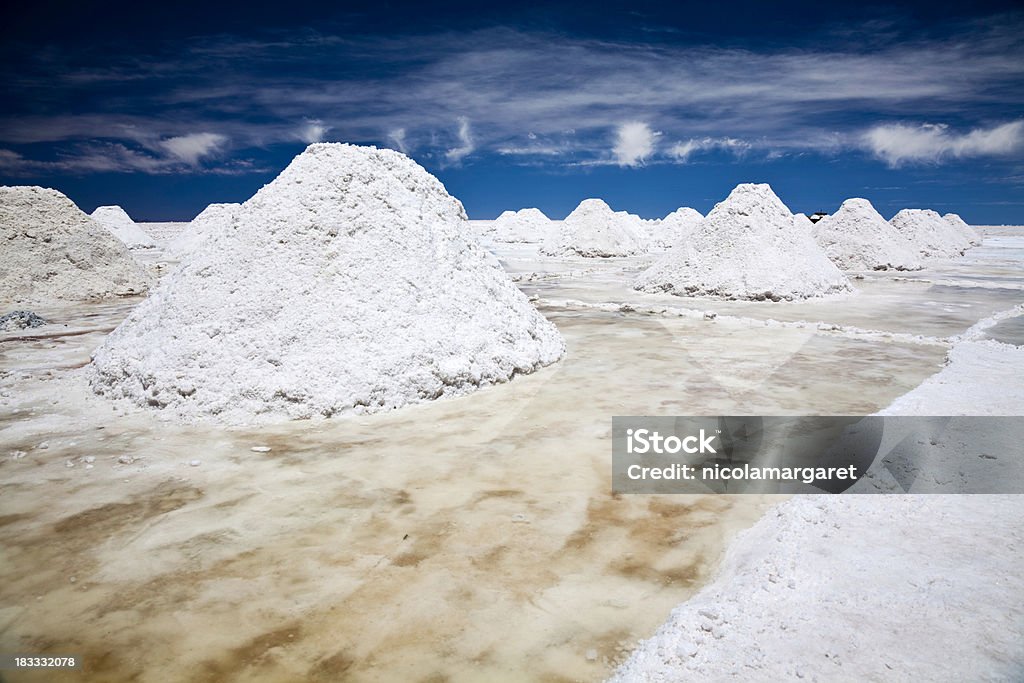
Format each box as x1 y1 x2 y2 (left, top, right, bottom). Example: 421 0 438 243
0 310 47 331
808 212 829 223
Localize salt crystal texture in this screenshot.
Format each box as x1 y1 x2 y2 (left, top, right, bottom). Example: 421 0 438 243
166 203 241 260
943 213 982 247
642 207 703 250
541 199 647 257
812 198 922 271
492 208 552 243
90 205 157 249
889 209 969 260
89 143 565 423
635 183 851 301
0 186 150 305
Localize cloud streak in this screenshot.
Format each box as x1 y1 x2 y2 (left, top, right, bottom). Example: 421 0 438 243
862 120 1024 166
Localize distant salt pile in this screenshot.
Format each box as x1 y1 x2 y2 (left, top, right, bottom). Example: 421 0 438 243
635 183 851 301
644 207 703 250
89 143 565 423
90 205 156 249
166 203 240 259
492 208 552 243
889 209 970 260
812 198 922 271
0 186 150 305
943 213 982 247
793 212 812 226
541 199 647 257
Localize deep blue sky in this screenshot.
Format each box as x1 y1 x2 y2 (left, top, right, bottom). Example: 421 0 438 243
1 1 1023 222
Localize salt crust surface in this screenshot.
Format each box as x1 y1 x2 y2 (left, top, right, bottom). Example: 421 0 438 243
812 198 922 271
0 186 150 305
635 183 851 301
642 207 703 250
944 212 983 247
166 203 241 260
90 205 157 248
541 199 647 257
890 208 970 259
492 207 552 243
89 143 565 423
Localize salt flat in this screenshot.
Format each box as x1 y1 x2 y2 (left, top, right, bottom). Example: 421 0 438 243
0 227 1021 682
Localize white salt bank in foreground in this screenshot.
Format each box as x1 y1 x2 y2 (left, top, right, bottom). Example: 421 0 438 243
635 183 851 301
89 143 565 423
541 198 647 257
813 198 922 271
90 204 157 249
0 186 150 305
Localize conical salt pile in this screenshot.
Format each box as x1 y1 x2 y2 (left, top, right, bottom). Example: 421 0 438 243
90 143 565 423
90 205 157 249
166 203 241 259
644 207 703 250
889 209 969 259
541 199 647 257
812 198 922 271
635 183 851 301
1 186 150 305
492 208 552 243
943 213 982 247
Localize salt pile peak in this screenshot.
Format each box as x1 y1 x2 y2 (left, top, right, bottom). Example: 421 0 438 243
492 207 552 243
635 183 851 301
813 198 922 271
166 203 241 259
541 198 647 257
645 207 703 250
943 213 982 247
889 209 970 259
89 143 565 423
90 205 157 249
0 186 150 305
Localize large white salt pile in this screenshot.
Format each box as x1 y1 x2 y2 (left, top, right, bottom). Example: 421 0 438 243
166 203 241 260
0 186 150 305
889 209 970 259
89 143 565 423
492 207 552 243
812 198 922 271
643 207 703 250
943 212 983 246
635 183 851 301
90 205 157 249
540 198 647 257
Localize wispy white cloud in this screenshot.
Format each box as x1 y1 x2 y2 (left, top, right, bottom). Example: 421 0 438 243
613 122 659 166
388 127 408 154
669 136 752 162
159 132 226 165
444 117 474 164
862 120 1024 166
297 119 328 143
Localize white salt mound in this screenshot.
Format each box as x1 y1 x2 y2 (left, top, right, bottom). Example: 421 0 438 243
89 143 565 423
889 209 969 259
812 198 922 271
643 207 703 250
792 212 812 225
943 212 983 247
635 183 851 301
90 205 157 249
541 199 647 257
492 207 552 243
166 203 241 260
0 186 150 305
